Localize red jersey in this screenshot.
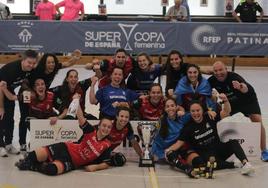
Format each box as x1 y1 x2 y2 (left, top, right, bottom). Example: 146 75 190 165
109 122 134 150
98 57 133 88
181 93 207 111
66 122 111 168
137 97 164 120
29 91 55 118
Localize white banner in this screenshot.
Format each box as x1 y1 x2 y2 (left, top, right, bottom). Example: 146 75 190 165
217 122 261 161
30 120 261 161
30 120 152 161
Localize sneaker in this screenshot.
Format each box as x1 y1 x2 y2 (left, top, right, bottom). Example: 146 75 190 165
0 147 8 157
241 162 255 175
5 144 20 155
233 159 243 168
20 144 27 152
261 149 268 162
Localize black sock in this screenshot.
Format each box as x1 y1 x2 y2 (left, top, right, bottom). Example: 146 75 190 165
26 151 38 163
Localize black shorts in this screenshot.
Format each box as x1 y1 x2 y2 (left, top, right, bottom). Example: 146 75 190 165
231 101 261 116
45 142 75 173
175 144 196 165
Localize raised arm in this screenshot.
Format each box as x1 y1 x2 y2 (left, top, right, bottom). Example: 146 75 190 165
61 49 81 68
85 59 103 78
0 89 4 120
232 11 242 22
89 76 98 105
219 93 231 119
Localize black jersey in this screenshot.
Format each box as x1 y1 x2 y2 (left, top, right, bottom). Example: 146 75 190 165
30 63 63 88
0 60 30 91
208 72 258 108
235 1 263 22
179 113 221 152
165 62 188 94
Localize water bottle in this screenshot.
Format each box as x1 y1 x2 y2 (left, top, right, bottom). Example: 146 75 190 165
66 98 79 118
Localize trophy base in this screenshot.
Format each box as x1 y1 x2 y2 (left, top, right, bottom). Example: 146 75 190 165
139 158 155 167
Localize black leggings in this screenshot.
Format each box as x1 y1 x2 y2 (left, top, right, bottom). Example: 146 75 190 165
0 98 15 147
198 140 248 170
18 101 30 145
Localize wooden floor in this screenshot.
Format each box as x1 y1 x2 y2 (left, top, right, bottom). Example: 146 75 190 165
0 66 268 188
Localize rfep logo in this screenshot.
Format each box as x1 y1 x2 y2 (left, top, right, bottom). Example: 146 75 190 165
192 25 221 51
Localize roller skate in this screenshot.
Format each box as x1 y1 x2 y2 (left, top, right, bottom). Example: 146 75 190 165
205 156 217 179
186 167 201 179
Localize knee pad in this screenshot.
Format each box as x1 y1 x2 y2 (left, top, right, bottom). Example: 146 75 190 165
191 156 205 168
110 152 126 167
39 163 58 176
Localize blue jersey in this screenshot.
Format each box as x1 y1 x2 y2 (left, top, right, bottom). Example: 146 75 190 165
127 64 161 92
174 76 215 111
96 84 139 117
151 113 191 160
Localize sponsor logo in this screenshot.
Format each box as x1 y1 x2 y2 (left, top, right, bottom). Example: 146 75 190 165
84 23 166 51
118 23 138 50
17 21 34 43
191 25 221 51
34 126 78 140
219 129 238 142
7 21 43 51
227 32 268 45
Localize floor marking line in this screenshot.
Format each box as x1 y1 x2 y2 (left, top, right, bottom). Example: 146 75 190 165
148 167 159 188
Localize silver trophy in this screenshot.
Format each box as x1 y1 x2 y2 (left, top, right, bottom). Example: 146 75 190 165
137 121 158 167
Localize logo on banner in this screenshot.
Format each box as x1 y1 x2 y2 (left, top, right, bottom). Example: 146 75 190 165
84 23 166 51
118 23 138 50
17 21 34 43
34 125 78 141
191 25 221 51
219 129 238 142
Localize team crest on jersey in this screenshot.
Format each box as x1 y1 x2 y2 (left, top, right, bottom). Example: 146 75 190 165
150 74 154 79
206 123 210 129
